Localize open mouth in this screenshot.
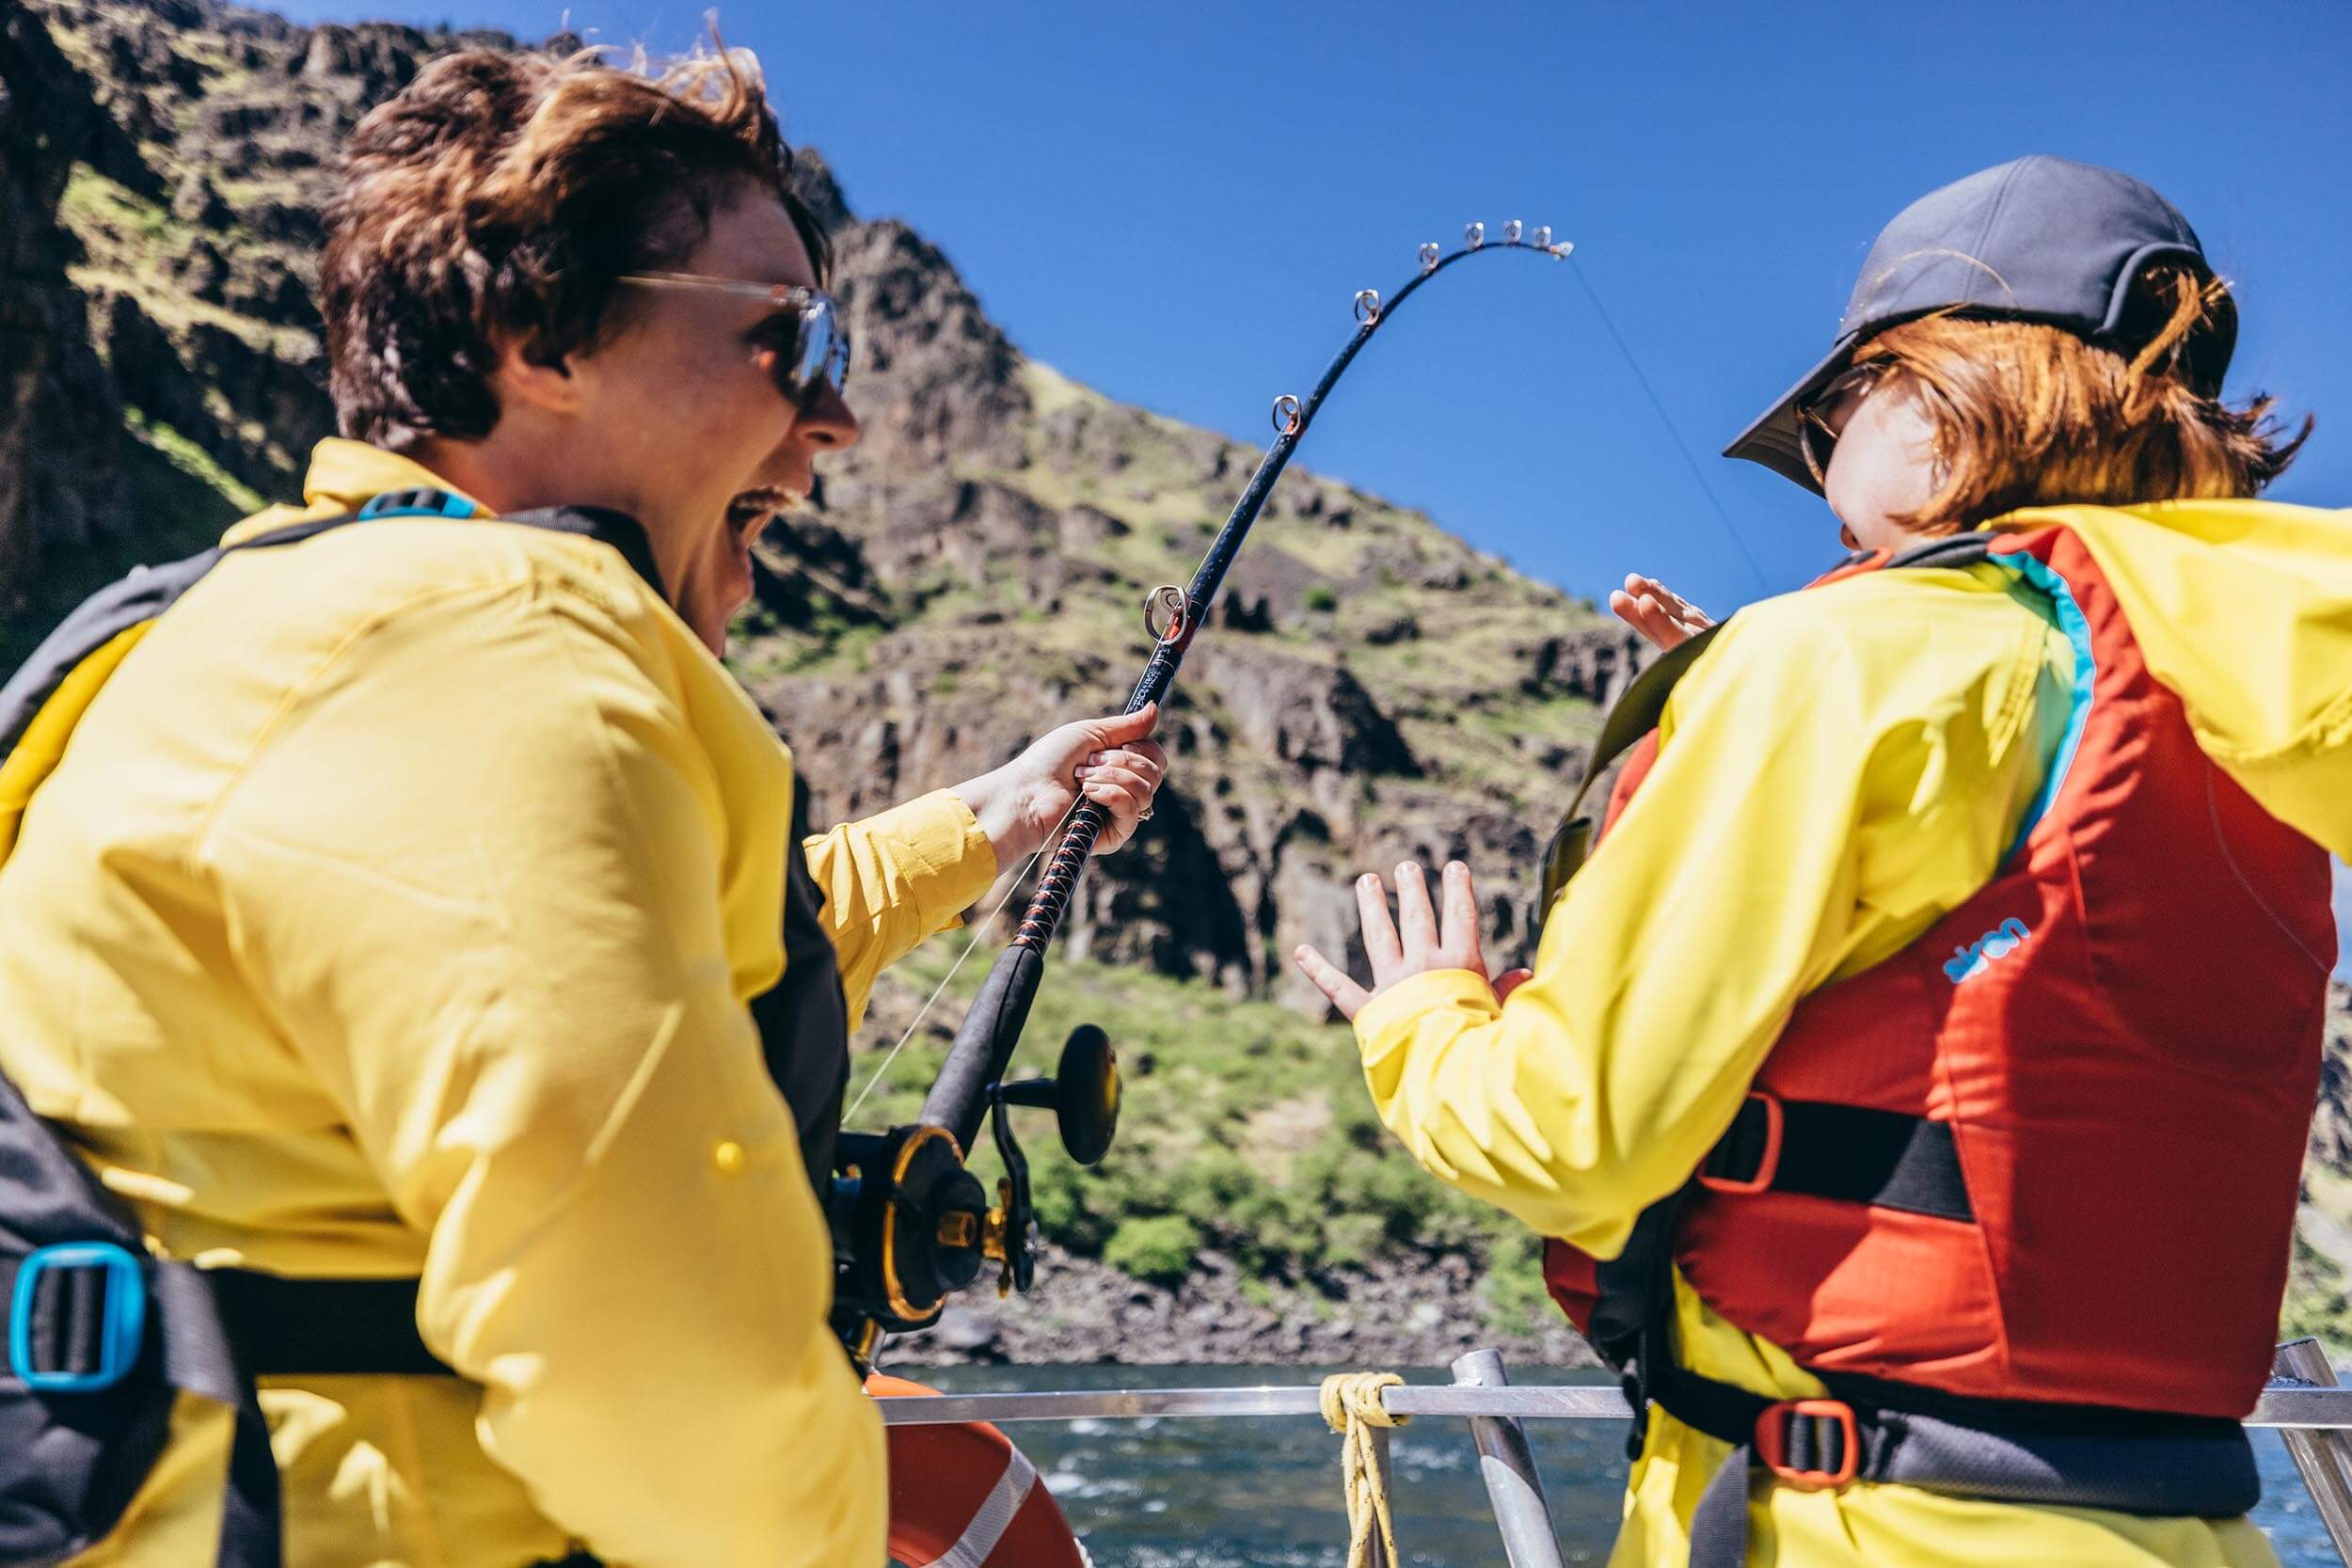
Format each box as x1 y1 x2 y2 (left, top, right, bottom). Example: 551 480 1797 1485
726 485 796 546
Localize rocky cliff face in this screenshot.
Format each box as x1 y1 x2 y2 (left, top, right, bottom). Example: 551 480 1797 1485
0 1 132 610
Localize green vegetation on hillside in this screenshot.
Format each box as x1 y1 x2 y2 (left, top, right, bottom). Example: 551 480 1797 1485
854 939 1546 1323
2284 1235 2352 1348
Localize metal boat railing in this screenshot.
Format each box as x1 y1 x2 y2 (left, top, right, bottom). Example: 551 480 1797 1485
874 1340 2352 1568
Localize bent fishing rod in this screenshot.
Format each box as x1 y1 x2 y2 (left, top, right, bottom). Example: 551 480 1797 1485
827 220 1576 1363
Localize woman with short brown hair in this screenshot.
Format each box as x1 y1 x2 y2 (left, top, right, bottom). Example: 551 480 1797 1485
0 39 1164 1568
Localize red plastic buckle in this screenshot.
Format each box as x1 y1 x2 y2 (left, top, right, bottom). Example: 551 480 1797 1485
1697 1091 1784 1195
1754 1399 1859 1488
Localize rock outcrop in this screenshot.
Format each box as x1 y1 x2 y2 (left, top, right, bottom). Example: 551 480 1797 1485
0 2 132 611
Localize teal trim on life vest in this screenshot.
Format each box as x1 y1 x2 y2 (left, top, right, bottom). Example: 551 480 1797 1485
1992 550 2095 863
358 488 475 521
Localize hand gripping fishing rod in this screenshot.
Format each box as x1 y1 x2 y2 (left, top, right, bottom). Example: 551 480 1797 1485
829 220 1575 1362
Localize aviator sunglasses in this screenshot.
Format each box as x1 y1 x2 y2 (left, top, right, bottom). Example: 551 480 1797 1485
1795 361 1882 487
616 271 852 404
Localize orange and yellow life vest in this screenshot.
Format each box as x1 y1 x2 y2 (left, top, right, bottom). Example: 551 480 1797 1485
1547 521 2331 1418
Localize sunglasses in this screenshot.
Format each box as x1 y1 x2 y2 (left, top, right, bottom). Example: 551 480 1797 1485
1795 363 1880 486
616 271 852 404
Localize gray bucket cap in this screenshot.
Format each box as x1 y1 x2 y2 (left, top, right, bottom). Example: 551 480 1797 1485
1724 154 2234 493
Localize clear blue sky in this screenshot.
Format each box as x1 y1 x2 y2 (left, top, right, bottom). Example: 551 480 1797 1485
275 0 2352 616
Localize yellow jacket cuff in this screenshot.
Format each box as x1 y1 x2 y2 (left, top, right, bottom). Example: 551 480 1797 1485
1353 968 1501 1064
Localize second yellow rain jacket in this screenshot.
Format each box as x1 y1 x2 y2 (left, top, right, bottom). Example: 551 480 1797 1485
0 440 999 1568
1354 499 2352 1568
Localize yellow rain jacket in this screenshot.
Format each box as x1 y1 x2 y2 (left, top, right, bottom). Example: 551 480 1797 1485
0 440 999 1568
1355 499 2352 1568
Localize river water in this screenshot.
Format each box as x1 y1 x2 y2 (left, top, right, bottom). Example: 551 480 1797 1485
915 1363 2344 1566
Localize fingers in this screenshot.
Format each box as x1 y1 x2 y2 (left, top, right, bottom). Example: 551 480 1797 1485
1080 777 1146 823
1609 578 1711 653
1057 709 1170 857
1077 746 1165 794
1293 943 1371 1021
1336 860 1494 1009
1610 586 1686 651
1074 761 1156 800
1439 859 1476 934
1625 574 1708 622
1394 860 1439 955
1434 860 1490 981
1082 702 1161 751
1608 586 1675 649
1493 967 1534 1002
1356 873 1402 976
1078 762 1155 855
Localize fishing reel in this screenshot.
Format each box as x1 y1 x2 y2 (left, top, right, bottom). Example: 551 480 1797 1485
828 1023 1120 1362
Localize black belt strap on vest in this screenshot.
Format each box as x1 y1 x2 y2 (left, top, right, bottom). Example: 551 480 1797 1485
1700 1093 1972 1221
206 1270 449 1377
150 1263 287 1568
1647 1356 2260 1568
210 1272 618 1568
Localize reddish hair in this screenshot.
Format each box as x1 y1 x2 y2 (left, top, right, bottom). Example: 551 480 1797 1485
1851 267 2308 531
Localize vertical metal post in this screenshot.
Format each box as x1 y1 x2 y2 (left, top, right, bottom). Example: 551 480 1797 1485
1365 1424 1393 1568
2275 1339 2352 1566
1453 1349 1569 1568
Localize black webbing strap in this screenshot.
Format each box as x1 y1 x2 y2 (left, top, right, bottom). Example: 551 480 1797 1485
1660 1360 2260 1566
1700 1095 1973 1223
205 1269 449 1378
1537 623 1723 916
1648 1358 2260 1568
152 1262 284 1568
1884 531 1996 572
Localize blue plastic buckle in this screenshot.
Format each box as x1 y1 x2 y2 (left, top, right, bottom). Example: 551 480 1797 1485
8 1243 149 1393
357 488 475 521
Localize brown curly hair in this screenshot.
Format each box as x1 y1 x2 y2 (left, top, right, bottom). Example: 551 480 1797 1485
321 44 830 449
1851 266 2310 532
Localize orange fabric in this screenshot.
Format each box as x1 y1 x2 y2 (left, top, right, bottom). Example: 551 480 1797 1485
866 1375 1086 1568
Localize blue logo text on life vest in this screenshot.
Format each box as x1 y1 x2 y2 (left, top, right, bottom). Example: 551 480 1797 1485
1946 917 2031 984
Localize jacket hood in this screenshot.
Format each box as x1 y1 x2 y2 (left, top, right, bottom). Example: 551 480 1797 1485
1994 499 2352 859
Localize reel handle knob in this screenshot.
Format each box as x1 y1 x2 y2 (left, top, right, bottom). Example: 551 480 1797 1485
993 1024 1120 1165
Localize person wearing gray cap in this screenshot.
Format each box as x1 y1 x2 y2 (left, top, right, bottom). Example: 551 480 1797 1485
1301 153 2352 1567
1615 152 2285 647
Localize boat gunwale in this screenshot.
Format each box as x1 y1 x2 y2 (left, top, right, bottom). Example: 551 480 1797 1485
871 1380 2352 1429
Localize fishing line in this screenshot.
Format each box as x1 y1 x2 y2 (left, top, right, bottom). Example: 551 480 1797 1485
1567 258 1775 594
840 794 1087 1124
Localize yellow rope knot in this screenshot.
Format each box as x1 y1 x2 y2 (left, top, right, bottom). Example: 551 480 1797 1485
1320 1370 1408 1568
